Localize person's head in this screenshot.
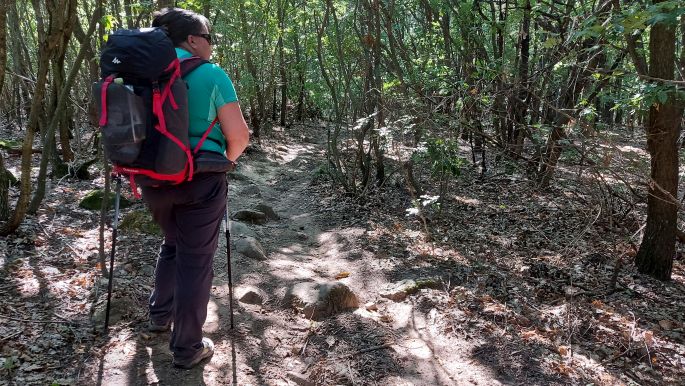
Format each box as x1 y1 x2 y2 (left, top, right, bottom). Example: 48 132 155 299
152 8 212 60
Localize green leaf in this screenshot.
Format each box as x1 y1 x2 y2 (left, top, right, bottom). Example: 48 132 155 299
542 37 560 49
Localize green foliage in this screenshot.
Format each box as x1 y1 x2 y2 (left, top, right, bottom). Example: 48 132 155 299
2 356 16 372
79 190 132 211
119 210 161 235
416 138 465 179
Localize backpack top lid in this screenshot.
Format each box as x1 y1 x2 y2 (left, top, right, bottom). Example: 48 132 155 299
100 27 177 80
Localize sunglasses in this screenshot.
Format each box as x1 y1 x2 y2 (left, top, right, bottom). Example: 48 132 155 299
194 33 214 45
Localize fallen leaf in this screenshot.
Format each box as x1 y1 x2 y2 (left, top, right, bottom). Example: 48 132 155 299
555 362 572 375
643 331 654 347
335 271 350 280
521 330 538 340
558 346 569 356
658 320 673 331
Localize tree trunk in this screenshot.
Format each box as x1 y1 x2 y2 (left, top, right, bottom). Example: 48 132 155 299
238 1 264 138
123 0 134 29
277 0 288 127
0 0 6 96
0 0 55 235
369 0 384 185
634 1 683 280
509 0 531 155
29 4 98 214
0 0 8 221
293 22 305 121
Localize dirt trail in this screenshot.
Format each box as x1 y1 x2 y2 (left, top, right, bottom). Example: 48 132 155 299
5 124 681 385
82 128 496 386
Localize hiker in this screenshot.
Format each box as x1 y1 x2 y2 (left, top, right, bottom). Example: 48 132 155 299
143 8 249 369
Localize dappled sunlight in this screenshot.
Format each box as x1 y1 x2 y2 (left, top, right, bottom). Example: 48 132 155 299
392 338 432 359
142 347 161 384
279 244 305 254
205 299 220 333
616 145 648 157
101 334 137 383
268 257 319 280
453 195 481 206
12 272 40 297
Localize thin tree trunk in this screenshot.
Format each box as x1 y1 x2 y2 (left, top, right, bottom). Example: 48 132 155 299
238 1 264 139
293 22 305 121
0 0 6 95
510 0 531 155
370 0 384 185
0 0 55 235
29 5 98 214
278 0 288 127
0 0 9 221
123 0 134 28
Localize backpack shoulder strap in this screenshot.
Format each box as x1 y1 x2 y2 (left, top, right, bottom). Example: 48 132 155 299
179 56 210 78
178 56 221 155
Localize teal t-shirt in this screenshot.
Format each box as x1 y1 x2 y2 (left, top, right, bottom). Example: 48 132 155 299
176 48 238 154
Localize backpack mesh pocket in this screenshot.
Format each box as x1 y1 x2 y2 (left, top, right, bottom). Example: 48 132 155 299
95 82 147 164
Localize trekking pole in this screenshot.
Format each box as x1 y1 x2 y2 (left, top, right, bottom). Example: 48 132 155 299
104 174 122 332
224 198 234 329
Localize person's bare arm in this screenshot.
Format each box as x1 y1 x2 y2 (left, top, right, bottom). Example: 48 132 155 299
217 102 250 162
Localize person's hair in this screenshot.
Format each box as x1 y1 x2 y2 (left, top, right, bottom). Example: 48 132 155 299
152 8 210 46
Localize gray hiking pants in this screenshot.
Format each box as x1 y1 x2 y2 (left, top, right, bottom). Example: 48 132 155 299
142 172 226 363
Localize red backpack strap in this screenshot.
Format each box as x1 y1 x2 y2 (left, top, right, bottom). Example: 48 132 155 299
193 117 220 155
179 57 220 155
98 75 116 126
160 59 181 110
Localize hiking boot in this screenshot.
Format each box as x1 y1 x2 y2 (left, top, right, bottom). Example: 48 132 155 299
173 337 214 369
148 319 171 333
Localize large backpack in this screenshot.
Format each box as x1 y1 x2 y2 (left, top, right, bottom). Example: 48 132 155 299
93 27 218 197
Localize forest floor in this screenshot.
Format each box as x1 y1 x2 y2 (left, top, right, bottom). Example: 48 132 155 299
1 122 684 385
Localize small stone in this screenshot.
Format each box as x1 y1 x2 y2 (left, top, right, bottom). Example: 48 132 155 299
379 278 440 302
232 209 267 224
287 371 314 386
140 265 155 276
296 232 308 241
229 221 256 238
235 237 267 260
254 204 279 220
365 302 378 311
237 286 266 305
241 185 261 196
284 281 359 321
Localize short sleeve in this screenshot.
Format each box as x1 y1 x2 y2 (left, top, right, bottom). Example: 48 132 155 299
208 64 238 110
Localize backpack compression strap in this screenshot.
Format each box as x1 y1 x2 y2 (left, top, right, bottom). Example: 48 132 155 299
98 75 116 127
178 57 222 155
